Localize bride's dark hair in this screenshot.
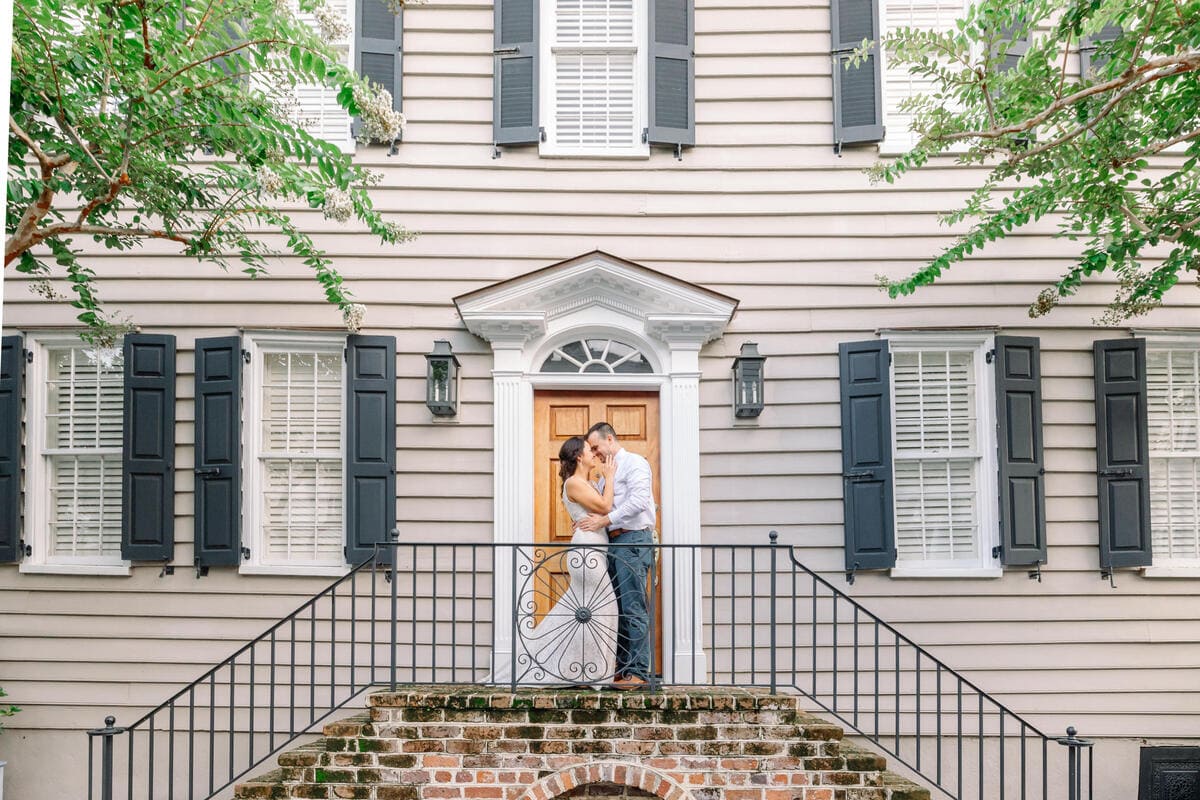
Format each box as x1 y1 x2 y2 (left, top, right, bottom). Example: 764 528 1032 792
558 436 586 485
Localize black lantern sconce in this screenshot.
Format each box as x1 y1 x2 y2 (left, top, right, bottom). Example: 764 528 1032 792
732 342 766 418
425 340 461 417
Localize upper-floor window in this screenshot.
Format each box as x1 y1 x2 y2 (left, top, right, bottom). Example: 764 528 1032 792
542 0 645 155
22 336 127 573
1148 344 1200 568
243 334 347 574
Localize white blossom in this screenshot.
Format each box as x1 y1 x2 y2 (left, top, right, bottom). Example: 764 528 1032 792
257 167 285 196
352 84 405 144
343 303 367 333
323 187 353 222
313 2 351 42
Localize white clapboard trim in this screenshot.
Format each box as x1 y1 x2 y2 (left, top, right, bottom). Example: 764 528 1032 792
893 348 979 563
1147 346 1200 567
880 0 968 154
244 335 347 574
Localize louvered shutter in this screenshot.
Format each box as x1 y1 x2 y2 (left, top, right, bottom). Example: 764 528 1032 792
831 0 884 146
647 0 694 147
1094 338 1153 569
839 340 896 571
0 336 23 563
493 0 539 146
345 335 396 565
353 0 402 140
995 336 1047 566
194 337 242 568
122 334 177 561
1079 24 1121 80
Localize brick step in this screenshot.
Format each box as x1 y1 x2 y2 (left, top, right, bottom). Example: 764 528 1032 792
234 687 932 800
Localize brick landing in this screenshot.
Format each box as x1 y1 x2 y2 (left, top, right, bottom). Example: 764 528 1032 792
235 687 929 800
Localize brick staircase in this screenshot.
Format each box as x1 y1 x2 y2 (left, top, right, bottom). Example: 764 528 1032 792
234 688 930 800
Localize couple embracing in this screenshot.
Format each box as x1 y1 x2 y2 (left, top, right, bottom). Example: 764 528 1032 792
553 422 656 690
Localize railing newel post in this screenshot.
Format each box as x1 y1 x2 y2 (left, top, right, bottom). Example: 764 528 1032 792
389 528 399 691
1056 726 1093 800
87 715 120 800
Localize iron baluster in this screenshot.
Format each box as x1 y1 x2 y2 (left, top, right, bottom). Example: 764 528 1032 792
832 589 838 713
852 606 859 729
769 531 778 693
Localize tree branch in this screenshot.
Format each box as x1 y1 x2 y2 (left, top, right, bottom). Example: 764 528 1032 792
149 40 326 94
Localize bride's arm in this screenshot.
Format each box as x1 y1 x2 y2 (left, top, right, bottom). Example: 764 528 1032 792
565 475 613 514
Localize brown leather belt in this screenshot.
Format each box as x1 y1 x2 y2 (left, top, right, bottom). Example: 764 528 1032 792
609 528 630 536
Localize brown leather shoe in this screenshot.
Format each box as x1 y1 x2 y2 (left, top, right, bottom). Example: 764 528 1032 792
612 675 648 691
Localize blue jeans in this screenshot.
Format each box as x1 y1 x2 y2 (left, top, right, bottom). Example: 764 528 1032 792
607 528 654 680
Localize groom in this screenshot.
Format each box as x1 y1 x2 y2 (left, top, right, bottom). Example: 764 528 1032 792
577 422 656 690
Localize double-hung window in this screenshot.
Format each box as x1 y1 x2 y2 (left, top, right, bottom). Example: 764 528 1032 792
1147 341 1200 569
890 334 999 573
22 336 127 573
243 334 347 574
543 0 644 155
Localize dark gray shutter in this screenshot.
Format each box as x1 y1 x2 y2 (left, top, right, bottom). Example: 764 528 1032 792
122 334 177 561
830 0 884 147
994 336 1047 566
0 336 24 563
493 0 539 146
839 340 896 571
1079 24 1121 80
353 0 402 140
1093 338 1152 570
647 0 695 148
995 19 1030 73
345 335 396 565
194 337 242 568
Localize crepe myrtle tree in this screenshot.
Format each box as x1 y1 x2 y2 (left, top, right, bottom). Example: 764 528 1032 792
857 0 1199 323
7 0 412 344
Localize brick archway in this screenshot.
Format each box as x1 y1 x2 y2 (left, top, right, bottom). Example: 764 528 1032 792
517 762 693 800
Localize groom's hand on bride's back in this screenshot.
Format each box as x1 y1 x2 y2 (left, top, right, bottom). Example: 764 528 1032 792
576 513 608 532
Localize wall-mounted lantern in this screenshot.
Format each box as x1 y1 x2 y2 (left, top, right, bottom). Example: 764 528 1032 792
732 342 766 418
425 340 461 417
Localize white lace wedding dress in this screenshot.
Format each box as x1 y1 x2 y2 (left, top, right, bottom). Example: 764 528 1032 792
492 485 618 686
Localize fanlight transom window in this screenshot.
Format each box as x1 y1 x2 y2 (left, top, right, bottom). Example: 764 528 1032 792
540 338 653 374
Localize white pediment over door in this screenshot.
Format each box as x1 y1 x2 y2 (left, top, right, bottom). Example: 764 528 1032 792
452 250 738 351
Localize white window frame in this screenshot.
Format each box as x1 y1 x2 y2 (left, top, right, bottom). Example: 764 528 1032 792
884 330 1001 578
1139 330 1200 577
538 0 649 158
240 331 349 577
20 333 131 576
878 0 970 156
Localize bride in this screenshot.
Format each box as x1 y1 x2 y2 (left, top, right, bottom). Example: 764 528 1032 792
510 436 619 686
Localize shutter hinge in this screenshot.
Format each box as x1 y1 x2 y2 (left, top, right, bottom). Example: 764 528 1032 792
985 349 996 364
1099 568 1117 589
24 349 33 364
195 560 210 578
158 557 175 578
641 127 648 144
241 349 251 365
833 139 843 157
845 561 859 585
492 142 502 159
343 347 348 361
991 545 1003 559
19 539 31 558
674 143 683 161
1027 563 1042 583
241 546 251 560
539 126 546 142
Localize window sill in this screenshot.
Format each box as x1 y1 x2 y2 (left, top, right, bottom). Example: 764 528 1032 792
19 562 132 576
889 567 1003 579
239 564 351 578
1142 566 1200 578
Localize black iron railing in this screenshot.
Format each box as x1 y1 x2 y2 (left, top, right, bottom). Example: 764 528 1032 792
86 533 1093 800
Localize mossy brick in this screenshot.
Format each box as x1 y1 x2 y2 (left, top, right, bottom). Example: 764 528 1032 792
802 724 844 741
844 752 886 771
280 751 321 767
323 738 351 752
530 740 571 755
331 787 371 799
403 708 445 722
659 710 696 725
353 769 382 783
663 695 690 711
677 726 719 741
820 773 863 787
803 758 845 771
235 782 291 799
447 740 487 754
570 740 614 754
742 742 784 756
528 709 569 724
833 790 886 800
591 726 634 739
570 709 612 725
885 785 931 800
469 696 490 708
402 740 445 753
699 741 743 756
658 742 699 755
503 725 544 739
315 769 356 784
357 738 396 753
377 788 421 800
290 786 330 799
596 694 622 710
446 710 490 723
484 709 530 723
330 754 376 767
377 754 418 768
511 696 535 709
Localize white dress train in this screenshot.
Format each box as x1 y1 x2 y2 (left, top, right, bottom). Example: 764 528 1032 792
491 484 619 686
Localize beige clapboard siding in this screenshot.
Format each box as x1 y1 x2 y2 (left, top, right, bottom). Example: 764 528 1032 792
1 3 1198 792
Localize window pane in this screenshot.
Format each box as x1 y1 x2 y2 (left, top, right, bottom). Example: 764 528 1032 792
263 457 344 563
894 349 976 455
46 346 124 450
555 52 637 149
539 338 653 374
894 458 978 563
556 0 634 45
1148 346 1200 563
262 350 343 454
49 453 123 558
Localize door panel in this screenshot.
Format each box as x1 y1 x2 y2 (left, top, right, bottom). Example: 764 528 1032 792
533 390 663 668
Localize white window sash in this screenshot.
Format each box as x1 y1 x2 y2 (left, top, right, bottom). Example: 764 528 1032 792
20 334 131 574
1144 338 1200 568
242 332 348 575
886 332 999 573
539 0 648 157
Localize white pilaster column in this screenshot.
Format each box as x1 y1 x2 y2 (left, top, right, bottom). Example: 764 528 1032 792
664 344 706 683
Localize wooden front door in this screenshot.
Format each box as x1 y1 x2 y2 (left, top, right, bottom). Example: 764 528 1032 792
532 390 663 666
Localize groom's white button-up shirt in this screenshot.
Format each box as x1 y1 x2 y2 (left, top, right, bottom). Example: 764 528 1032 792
607 448 656 532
